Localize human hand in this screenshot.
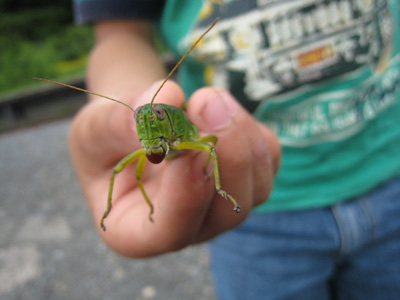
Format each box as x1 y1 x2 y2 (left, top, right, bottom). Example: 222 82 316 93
69 81 280 257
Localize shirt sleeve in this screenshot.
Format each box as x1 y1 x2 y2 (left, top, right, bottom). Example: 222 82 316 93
73 0 166 24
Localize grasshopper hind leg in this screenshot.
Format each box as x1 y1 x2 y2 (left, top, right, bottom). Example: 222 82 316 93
197 135 218 180
172 140 241 213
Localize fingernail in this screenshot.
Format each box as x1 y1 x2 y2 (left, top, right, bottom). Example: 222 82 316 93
201 90 239 131
134 81 161 108
130 82 162 132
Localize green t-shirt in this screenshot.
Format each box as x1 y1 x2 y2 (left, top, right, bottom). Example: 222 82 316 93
159 0 400 211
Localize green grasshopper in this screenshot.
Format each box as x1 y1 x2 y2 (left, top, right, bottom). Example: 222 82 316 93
34 18 240 231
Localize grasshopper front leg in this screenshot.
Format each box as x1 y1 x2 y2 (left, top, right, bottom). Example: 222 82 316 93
172 139 241 213
100 148 153 231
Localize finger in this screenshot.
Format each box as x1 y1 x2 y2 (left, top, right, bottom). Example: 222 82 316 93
99 152 216 257
69 81 185 174
188 88 280 204
185 88 281 241
70 81 187 239
70 80 185 159
185 88 275 239
256 122 281 176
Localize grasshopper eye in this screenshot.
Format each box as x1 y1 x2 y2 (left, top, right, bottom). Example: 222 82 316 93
152 105 166 121
134 106 143 123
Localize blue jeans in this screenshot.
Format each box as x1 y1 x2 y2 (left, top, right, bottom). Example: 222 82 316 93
210 179 400 300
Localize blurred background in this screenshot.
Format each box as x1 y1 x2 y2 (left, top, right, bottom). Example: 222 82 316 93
0 0 92 131
0 1 216 299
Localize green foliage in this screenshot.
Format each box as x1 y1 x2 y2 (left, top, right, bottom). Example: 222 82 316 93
0 1 94 95
0 26 94 94
0 7 71 41
0 39 58 91
48 26 94 61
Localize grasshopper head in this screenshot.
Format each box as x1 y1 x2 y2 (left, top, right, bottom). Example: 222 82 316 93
134 104 171 164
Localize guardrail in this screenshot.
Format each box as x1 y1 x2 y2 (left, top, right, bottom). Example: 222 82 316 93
0 54 177 133
0 78 87 133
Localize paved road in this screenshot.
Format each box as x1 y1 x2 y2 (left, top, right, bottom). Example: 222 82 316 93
0 119 216 300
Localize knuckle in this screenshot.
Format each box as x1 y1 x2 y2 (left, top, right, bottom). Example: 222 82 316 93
161 233 194 253
219 137 252 171
253 179 273 206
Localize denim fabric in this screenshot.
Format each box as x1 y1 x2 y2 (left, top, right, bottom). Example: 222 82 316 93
210 179 400 300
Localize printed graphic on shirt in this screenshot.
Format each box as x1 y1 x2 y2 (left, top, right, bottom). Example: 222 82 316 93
181 0 399 146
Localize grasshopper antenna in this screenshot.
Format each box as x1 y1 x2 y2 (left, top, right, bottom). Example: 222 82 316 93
150 18 219 112
32 77 137 116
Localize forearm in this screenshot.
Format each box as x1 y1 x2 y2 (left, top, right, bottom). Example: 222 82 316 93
87 20 167 102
